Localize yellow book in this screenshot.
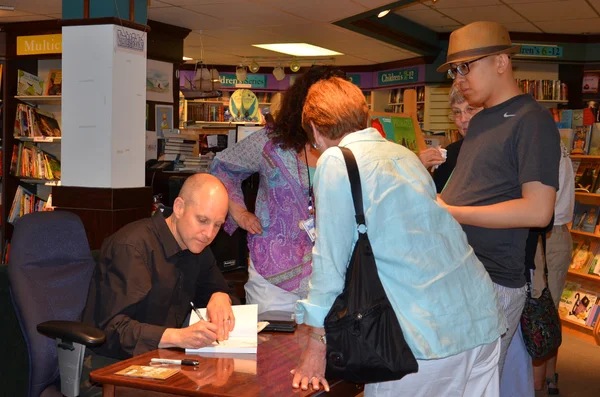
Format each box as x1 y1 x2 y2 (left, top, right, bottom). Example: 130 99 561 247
114 365 179 380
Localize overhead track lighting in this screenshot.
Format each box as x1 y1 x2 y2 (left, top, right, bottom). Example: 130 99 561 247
290 59 301 73
249 60 260 73
377 10 390 18
273 65 285 81
236 64 248 82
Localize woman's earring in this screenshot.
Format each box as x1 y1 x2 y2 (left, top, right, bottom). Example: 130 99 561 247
312 142 319 150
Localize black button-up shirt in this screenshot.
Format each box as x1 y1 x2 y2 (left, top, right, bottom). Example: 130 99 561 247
81 212 236 359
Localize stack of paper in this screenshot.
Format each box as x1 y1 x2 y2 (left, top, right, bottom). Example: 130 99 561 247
186 304 259 354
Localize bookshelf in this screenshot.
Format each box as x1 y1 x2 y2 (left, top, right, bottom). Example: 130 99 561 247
1 56 62 256
566 154 600 345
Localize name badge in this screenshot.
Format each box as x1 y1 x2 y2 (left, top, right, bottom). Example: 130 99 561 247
299 217 316 243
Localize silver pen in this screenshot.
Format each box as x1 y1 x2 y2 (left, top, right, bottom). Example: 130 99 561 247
190 302 219 345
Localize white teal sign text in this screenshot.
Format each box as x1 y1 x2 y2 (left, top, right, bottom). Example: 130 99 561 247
515 44 563 58
377 67 419 86
220 73 267 88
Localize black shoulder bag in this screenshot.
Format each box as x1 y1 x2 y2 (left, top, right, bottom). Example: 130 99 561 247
323 147 419 384
520 229 562 360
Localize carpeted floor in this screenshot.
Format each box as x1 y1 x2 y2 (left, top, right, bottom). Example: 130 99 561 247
554 332 600 397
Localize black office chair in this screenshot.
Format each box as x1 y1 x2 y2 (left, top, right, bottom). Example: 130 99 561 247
8 211 105 397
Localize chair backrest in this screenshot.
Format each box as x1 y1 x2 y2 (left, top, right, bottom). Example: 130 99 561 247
8 211 96 397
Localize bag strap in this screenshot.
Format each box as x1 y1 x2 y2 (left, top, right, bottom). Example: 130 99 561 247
526 231 550 298
338 147 366 229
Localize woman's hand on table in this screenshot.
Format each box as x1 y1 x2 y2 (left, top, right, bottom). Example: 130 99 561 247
291 329 329 392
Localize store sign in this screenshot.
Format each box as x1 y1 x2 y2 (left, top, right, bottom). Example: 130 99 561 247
17 34 62 55
377 67 419 86
114 26 146 54
515 44 563 58
347 73 361 86
220 73 267 88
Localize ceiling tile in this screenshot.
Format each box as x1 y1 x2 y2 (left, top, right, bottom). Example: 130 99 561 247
0 9 36 17
395 8 461 27
421 0 501 8
436 25 463 32
183 48 243 64
589 0 600 13
10 0 61 15
394 3 429 11
511 0 596 22
185 1 309 27
161 0 240 4
200 26 282 44
148 7 231 30
351 0 401 8
0 14 53 22
440 5 527 25
149 0 173 7
502 22 543 33
502 0 558 4
536 18 600 34
254 0 367 22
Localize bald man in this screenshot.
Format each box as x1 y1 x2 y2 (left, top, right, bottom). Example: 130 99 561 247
81 174 238 360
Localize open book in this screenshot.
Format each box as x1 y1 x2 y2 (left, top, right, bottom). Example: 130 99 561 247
185 304 258 354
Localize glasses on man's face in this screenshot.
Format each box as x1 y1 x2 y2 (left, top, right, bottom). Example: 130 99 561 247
448 106 482 121
447 57 485 80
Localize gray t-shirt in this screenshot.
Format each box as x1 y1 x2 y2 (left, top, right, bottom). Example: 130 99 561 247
441 94 560 288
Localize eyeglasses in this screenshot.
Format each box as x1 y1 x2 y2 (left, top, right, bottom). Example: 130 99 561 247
448 106 483 121
447 57 485 80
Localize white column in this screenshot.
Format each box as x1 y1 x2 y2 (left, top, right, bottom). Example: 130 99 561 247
61 24 147 188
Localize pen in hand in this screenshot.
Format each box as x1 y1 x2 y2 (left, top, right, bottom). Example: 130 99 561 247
190 302 219 345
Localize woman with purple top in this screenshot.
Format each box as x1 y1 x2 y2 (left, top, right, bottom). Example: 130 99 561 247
210 66 348 314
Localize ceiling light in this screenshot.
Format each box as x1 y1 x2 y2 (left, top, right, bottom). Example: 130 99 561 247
0 5 15 11
236 65 247 82
182 56 193 61
252 43 343 57
290 59 301 73
377 10 390 18
249 60 260 73
273 66 285 81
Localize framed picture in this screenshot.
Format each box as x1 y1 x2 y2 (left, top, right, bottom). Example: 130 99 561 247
155 104 173 137
147 59 173 103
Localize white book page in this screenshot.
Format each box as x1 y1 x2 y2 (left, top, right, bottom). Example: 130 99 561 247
185 304 258 354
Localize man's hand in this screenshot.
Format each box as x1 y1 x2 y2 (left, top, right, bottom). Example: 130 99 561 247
418 147 445 169
159 320 218 349
207 292 235 341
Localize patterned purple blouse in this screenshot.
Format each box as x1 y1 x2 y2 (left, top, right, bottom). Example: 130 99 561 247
210 128 313 298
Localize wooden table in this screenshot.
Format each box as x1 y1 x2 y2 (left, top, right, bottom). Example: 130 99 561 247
90 326 364 397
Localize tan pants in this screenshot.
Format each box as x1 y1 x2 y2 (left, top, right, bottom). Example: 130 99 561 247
532 224 572 307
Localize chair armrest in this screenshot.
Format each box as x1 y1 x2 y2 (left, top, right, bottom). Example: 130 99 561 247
37 320 106 348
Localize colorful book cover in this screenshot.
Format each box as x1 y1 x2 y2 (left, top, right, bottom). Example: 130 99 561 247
44 69 61 96
17 69 44 96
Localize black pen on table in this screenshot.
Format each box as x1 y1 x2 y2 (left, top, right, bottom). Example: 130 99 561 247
190 301 219 345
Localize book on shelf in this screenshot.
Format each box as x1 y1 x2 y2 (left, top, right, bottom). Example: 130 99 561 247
44 69 62 96
17 69 44 96
573 161 600 193
571 236 596 272
571 201 600 233
571 125 593 155
8 186 49 225
9 142 61 180
587 123 600 156
516 79 567 101
559 281 599 328
14 103 61 138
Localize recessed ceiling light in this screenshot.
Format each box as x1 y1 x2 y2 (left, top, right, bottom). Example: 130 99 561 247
182 56 193 61
378 10 390 18
252 43 343 57
0 5 15 11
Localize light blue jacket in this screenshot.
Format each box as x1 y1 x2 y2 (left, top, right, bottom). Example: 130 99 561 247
296 128 507 360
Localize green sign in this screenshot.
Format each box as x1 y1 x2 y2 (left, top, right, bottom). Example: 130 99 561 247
377 67 419 86
516 44 563 58
220 73 267 88
347 73 361 86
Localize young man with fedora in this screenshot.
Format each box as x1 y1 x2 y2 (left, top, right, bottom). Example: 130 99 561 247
437 21 560 380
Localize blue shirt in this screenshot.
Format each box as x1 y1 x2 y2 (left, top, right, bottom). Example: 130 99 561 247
295 128 506 360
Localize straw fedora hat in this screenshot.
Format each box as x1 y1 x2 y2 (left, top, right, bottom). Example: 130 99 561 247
436 21 521 72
